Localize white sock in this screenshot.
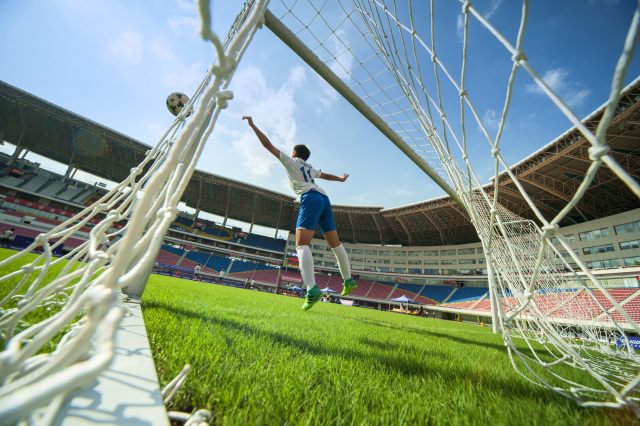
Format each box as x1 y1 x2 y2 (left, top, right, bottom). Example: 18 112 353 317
296 245 316 291
331 244 351 280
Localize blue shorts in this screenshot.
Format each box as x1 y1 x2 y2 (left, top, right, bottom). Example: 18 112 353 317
296 190 337 234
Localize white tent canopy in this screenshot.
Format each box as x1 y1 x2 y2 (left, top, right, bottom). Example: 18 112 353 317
390 295 418 304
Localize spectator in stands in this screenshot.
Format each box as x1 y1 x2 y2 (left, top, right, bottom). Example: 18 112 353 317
194 265 202 281
1 228 15 248
219 268 225 284
243 116 357 311
102 236 112 252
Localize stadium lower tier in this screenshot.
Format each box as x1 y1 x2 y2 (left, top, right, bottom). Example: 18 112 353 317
2 207 639 326
151 248 640 325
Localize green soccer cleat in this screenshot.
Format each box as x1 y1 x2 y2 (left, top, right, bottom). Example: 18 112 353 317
341 277 357 296
302 286 323 311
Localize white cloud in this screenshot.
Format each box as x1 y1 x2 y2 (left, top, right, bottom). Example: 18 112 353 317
168 0 200 38
351 193 372 205
232 132 278 177
223 65 307 177
175 0 197 12
148 39 175 62
109 30 143 63
169 16 200 37
162 61 207 95
563 89 590 108
286 64 306 90
395 189 414 196
456 14 465 43
524 68 590 108
316 76 340 114
484 0 503 19
326 31 356 80
482 109 500 129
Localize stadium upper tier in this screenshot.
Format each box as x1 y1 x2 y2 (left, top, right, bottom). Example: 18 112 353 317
1 79 639 246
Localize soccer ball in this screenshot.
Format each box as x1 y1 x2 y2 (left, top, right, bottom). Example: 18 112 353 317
166 92 191 116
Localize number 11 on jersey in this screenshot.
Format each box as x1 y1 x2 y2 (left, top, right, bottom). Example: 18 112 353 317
300 166 314 183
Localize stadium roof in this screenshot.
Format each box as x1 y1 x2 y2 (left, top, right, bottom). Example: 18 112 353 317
1 79 639 246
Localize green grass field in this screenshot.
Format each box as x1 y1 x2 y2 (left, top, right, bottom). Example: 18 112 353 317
1 248 636 425
0 249 89 352
142 275 637 425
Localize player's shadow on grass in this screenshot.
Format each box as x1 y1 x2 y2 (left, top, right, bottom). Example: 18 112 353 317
144 300 571 405
352 317 509 351
352 318 572 370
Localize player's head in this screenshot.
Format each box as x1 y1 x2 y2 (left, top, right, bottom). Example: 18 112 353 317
292 144 310 161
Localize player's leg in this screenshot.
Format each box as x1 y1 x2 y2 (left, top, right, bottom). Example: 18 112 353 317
318 198 357 296
296 227 317 290
296 192 324 310
297 228 322 310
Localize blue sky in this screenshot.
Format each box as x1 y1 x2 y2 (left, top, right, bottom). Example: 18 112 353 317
0 0 638 230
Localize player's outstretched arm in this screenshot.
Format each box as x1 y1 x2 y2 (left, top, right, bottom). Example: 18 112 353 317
319 172 349 182
242 116 280 158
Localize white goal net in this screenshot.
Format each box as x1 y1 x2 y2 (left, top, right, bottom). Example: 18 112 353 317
1 0 639 422
261 0 640 414
0 1 268 423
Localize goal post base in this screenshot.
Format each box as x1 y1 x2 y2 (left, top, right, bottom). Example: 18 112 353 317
52 300 168 425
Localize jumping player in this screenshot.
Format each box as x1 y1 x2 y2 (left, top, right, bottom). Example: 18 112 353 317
243 116 357 310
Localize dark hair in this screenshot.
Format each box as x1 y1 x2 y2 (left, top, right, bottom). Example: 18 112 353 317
293 144 310 161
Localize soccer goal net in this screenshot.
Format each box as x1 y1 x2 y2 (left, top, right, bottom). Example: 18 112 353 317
1 0 639 422
0 1 269 423
259 0 640 414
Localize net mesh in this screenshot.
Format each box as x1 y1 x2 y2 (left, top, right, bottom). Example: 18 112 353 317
1 0 639 420
0 1 269 423
266 0 640 412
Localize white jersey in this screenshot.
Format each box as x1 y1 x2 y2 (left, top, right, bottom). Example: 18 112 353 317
278 151 326 197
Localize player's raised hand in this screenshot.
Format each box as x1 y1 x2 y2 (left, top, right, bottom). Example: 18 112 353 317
242 116 253 126
341 173 349 182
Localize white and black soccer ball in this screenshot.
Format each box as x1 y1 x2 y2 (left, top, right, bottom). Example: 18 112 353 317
166 92 190 116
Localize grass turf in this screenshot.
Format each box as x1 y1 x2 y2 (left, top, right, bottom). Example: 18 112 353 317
142 274 637 425
0 248 635 425
0 248 89 352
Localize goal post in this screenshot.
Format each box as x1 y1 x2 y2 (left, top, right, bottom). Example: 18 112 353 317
263 9 464 208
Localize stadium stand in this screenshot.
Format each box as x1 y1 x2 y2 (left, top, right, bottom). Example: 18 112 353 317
40 179 68 198
345 279 373 298
418 285 456 305
363 281 395 300
246 269 280 284
228 262 281 281
0 175 26 187
195 223 235 241
56 185 84 202
389 283 423 301
1 148 638 326
19 174 49 193
0 223 84 251
204 254 233 273
155 245 185 267
441 287 489 310
237 233 286 252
